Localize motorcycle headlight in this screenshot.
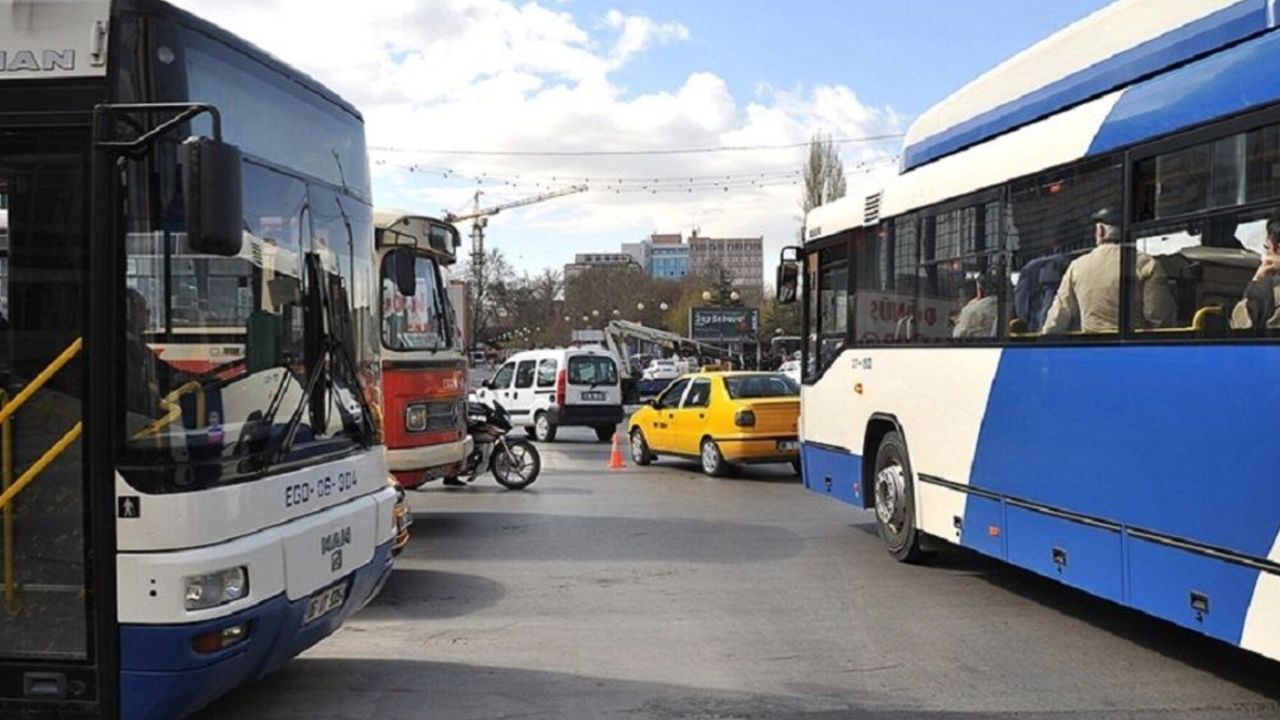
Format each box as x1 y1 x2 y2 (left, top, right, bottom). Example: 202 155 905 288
184 566 249 611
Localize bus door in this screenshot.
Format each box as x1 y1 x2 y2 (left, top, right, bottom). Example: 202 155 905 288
0 127 106 715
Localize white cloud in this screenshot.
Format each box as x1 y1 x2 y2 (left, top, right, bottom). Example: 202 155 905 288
603 9 690 65
170 0 901 279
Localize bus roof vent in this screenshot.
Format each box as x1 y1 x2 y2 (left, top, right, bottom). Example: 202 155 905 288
864 192 882 225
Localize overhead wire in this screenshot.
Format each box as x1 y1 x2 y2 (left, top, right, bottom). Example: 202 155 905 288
368 132 903 158
373 155 898 195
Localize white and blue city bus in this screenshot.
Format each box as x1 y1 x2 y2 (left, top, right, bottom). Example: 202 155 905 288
783 0 1280 662
0 2 399 719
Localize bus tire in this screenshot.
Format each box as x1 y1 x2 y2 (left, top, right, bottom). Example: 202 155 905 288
872 431 931 563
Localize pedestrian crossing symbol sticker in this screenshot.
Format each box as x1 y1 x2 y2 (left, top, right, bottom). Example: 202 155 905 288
118 496 140 519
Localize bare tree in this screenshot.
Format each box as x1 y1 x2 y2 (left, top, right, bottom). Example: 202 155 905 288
458 247 515 347
802 131 847 213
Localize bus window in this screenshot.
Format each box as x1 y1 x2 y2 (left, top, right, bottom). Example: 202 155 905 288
1131 207 1277 336
1007 157 1124 338
817 244 848 371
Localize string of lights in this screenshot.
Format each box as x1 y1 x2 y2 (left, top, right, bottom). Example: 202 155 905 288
372 156 897 194
367 133 903 158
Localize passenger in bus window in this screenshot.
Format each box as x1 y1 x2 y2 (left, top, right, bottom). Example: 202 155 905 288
1013 224 1070 332
953 277 998 339
1041 208 1176 334
1229 211 1280 330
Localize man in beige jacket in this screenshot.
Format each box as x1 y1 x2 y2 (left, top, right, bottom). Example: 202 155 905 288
1042 208 1176 335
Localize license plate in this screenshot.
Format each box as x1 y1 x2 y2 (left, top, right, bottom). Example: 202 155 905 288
777 440 799 451
303 582 347 625
581 391 605 401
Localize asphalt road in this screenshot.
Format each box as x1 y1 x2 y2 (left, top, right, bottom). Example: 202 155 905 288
196 428 1280 720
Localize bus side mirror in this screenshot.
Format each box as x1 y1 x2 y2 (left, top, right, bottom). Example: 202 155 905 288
776 245 801 305
181 136 244 256
776 262 799 305
389 246 417 297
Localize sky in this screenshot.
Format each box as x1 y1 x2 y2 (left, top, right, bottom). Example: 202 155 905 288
171 0 1114 279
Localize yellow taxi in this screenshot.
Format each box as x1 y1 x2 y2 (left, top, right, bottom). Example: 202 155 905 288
627 371 800 476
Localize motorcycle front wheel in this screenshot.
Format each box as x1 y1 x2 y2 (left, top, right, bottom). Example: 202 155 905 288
491 437 541 490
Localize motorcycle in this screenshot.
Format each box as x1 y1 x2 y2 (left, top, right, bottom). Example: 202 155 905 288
448 398 541 490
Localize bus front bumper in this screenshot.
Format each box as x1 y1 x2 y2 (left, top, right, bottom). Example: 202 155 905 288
387 436 472 488
118 538 396 720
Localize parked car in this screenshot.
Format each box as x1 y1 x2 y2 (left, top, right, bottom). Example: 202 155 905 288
641 358 681 381
473 347 624 442
627 371 800 476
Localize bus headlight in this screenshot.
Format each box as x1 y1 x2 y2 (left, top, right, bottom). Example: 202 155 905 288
405 403 428 433
184 566 249 610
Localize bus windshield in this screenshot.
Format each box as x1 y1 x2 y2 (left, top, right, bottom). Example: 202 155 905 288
120 167 378 492
381 251 449 351
115 16 381 493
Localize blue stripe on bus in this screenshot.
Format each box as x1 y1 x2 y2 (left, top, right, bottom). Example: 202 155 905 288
965 345 1280 645
799 442 864 507
119 539 395 720
902 0 1267 171
970 345 1280 559
1089 25 1280 155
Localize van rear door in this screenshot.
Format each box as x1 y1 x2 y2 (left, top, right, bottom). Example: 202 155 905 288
566 353 621 406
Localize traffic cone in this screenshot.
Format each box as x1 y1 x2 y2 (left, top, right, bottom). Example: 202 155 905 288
608 431 626 470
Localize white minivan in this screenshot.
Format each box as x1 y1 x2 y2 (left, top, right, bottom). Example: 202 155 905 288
474 347 624 442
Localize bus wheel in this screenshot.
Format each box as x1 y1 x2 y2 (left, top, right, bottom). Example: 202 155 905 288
873 431 931 563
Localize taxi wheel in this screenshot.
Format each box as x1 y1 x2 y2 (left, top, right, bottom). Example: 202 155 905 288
791 459 803 475
700 438 726 477
630 428 653 465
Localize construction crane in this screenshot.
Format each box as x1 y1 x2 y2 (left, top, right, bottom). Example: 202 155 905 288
445 185 587 271
445 185 587 352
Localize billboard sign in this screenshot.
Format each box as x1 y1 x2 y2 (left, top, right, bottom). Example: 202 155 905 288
689 307 758 342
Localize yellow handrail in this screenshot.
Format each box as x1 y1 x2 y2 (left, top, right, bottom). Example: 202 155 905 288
0 337 84 615
0 389 12 615
0 338 81 428
0 423 83 513
132 380 206 440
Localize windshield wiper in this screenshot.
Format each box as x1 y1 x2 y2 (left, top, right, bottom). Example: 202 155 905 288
253 253 376 472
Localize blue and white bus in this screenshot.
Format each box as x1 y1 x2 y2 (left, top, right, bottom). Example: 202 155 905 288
0 2 399 718
785 0 1280 662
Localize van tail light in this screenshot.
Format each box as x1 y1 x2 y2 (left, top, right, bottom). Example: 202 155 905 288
555 369 567 406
